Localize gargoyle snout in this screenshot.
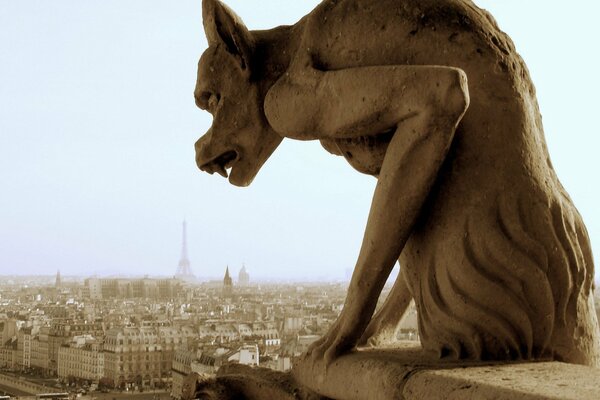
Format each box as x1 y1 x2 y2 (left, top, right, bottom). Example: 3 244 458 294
194 129 213 170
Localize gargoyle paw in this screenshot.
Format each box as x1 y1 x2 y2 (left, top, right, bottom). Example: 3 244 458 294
305 323 354 372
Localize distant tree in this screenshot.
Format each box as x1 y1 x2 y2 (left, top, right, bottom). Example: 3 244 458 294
98 377 114 389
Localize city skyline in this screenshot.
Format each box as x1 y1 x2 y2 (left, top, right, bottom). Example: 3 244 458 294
0 272 358 396
1 0 599 282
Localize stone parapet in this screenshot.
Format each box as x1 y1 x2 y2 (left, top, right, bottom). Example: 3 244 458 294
403 362 600 400
187 345 600 400
293 345 600 400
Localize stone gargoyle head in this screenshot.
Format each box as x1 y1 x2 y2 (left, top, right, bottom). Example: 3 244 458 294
193 0 283 187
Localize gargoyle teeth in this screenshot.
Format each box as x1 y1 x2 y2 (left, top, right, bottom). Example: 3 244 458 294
215 164 228 178
199 150 237 178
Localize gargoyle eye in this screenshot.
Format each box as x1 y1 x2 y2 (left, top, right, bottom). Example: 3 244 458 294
195 91 213 111
196 91 221 112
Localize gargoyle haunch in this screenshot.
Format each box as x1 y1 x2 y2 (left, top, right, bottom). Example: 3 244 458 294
194 0 600 367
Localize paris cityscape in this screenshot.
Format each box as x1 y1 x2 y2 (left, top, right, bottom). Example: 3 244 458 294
3 0 600 397
2 220 600 400
0 221 419 400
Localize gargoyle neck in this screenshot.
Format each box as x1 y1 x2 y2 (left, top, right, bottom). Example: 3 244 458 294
251 24 302 93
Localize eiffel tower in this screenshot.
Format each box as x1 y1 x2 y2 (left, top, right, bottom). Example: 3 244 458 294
175 220 195 281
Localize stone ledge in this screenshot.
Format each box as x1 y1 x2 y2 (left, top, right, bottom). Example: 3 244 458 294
291 344 600 400
403 362 600 400
189 344 600 400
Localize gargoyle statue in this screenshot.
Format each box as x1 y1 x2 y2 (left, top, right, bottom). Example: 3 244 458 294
194 0 600 370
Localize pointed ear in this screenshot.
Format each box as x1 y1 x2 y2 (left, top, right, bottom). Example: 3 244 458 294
202 0 254 72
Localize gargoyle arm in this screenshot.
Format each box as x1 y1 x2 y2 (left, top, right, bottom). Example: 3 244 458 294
266 65 469 362
358 267 413 347
265 65 468 141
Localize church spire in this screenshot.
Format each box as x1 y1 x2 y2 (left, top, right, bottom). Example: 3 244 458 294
55 269 61 288
223 266 233 296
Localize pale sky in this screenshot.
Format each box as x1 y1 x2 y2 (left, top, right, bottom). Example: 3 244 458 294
0 1 599 282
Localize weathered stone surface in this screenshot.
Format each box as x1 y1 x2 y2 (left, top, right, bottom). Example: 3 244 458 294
293 343 600 400
291 343 600 400
185 348 600 400
404 362 600 400
192 0 600 398
293 344 461 399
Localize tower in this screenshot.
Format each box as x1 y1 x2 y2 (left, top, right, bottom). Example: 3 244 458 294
238 264 250 286
175 220 195 281
55 269 61 288
223 266 233 296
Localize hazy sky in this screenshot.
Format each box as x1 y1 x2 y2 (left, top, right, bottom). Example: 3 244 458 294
1 1 599 282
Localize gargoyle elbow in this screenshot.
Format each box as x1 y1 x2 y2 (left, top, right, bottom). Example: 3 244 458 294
446 68 470 119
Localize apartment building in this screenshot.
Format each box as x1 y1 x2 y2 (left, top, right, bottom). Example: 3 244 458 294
171 350 195 400
16 327 32 370
103 327 164 388
48 320 104 375
57 335 104 382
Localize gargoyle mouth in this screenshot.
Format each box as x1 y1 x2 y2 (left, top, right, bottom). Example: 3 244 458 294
199 150 239 178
